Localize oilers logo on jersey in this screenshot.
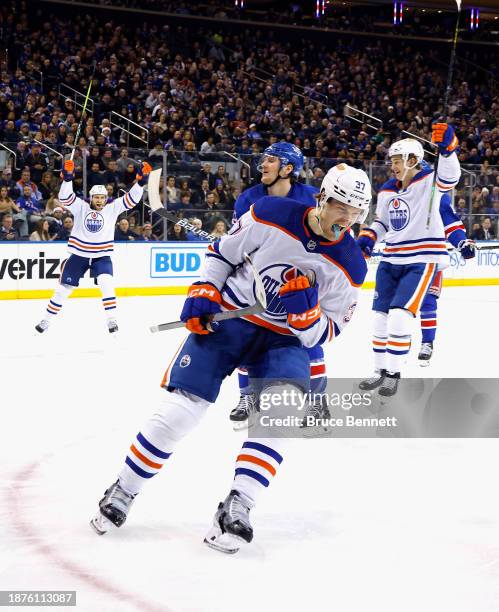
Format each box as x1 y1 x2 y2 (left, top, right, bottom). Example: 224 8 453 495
179 354 191 368
388 197 410 231
259 264 304 321
343 302 357 323
85 211 105 233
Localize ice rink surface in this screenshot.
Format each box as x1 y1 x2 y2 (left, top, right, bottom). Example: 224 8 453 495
1 286 499 612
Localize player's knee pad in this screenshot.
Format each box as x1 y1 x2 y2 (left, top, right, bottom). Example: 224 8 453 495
152 388 209 443
388 308 413 336
373 310 388 336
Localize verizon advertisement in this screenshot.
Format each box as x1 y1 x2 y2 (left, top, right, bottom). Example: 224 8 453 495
0 242 209 297
0 242 498 299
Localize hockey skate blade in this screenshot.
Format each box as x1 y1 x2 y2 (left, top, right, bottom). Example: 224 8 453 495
231 417 259 432
90 511 116 536
419 360 431 368
232 419 249 431
203 526 247 554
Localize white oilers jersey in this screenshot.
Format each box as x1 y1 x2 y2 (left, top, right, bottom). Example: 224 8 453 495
202 195 367 348
370 153 461 269
58 181 143 258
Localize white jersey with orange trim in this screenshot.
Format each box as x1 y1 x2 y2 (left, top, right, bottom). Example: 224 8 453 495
369 153 460 269
202 195 367 348
58 180 143 258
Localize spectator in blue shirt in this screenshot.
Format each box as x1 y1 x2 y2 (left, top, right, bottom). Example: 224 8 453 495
16 185 43 237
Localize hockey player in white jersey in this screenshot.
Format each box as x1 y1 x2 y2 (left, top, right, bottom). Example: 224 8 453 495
91 163 371 553
357 123 462 395
35 159 151 334
230 142 321 429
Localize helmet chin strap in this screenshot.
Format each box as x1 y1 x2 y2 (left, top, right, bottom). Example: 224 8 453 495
399 155 416 182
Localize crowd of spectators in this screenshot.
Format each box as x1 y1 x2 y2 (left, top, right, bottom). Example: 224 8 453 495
0 159 232 240
0 0 498 239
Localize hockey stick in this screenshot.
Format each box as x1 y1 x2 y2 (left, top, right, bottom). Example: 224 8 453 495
147 168 217 241
149 253 267 333
426 0 462 228
453 243 499 252
401 131 437 157
345 105 383 133
70 62 96 162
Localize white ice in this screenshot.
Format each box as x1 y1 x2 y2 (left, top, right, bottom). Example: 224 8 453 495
1 286 499 612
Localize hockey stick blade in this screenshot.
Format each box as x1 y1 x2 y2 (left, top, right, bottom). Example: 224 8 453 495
147 168 217 241
150 253 267 333
148 167 163 211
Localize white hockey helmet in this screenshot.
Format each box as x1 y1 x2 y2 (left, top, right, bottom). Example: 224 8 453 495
388 138 424 164
89 184 107 197
319 163 372 224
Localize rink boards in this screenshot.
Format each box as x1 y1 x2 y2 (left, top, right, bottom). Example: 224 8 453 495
0 240 498 299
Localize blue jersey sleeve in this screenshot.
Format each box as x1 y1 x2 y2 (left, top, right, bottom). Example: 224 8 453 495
439 192 467 247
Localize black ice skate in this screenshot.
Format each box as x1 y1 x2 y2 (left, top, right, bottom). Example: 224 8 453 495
418 342 433 367
229 393 259 430
378 372 400 397
300 396 331 437
35 319 49 333
90 480 136 535
204 490 253 554
107 319 119 334
359 369 387 391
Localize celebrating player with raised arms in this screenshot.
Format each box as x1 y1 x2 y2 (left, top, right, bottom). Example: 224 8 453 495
35 159 151 335
91 163 371 553
230 141 325 428
357 123 472 393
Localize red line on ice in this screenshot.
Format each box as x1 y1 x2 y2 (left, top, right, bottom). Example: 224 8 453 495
8 459 171 612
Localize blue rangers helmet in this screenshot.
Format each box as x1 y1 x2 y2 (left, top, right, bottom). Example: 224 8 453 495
259 142 304 178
